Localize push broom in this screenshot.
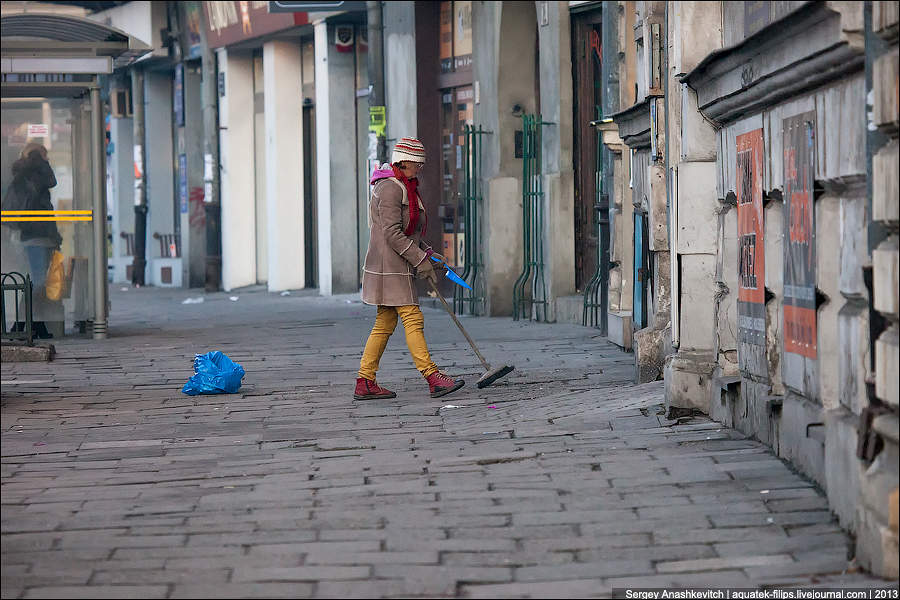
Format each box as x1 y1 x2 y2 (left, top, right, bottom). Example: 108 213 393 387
428 257 515 388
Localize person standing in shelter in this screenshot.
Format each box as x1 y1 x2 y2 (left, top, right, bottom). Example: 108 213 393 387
4 143 61 339
355 137 465 400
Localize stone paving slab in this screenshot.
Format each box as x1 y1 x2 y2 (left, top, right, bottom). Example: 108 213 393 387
2 285 894 597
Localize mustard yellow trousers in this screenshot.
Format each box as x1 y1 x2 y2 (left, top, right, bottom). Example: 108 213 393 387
358 305 439 380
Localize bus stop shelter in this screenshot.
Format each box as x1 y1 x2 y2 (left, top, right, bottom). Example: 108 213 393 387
1 13 148 339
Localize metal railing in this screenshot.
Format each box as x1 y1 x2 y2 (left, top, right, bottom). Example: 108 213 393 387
1 272 34 345
120 231 135 256
153 232 179 258
513 114 550 322
453 124 491 316
583 111 610 334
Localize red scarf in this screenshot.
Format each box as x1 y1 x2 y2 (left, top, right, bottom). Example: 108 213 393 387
392 165 426 237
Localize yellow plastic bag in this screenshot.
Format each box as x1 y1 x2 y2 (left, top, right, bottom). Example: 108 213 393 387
45 250 65 301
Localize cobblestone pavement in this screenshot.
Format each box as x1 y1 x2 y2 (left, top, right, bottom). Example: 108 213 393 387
1 286 892 598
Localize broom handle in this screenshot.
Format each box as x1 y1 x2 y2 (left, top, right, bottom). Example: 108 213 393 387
428 278 491 371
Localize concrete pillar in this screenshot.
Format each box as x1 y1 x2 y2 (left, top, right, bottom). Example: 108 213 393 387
264 39 305 292
180 63 206 289
477 1 537 316
109 114 134 283
217 49 257 292
664 0 723 413
537 0 576 322
383 2 417 142
315 22 359 295
144 70 175 285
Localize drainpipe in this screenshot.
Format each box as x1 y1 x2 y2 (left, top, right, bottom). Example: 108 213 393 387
199 7 222 292
91 85 108 339
131 67 148 287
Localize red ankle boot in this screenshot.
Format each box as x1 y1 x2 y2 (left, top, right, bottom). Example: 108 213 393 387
354 378 397 400
426 371 465 398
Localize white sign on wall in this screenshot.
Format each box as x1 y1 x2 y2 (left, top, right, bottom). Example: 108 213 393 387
27 124 49 137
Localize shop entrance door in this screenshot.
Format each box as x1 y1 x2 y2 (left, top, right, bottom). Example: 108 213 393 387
438 85 474 273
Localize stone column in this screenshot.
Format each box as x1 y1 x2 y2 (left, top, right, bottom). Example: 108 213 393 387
144 70 176 287
109 107 134 283
314 22 360 296
217 49 257 292
179 64 206 289
383 2 417 142
663 1 723 414
263 39 305 292
537 0 576 322
476 1 537 316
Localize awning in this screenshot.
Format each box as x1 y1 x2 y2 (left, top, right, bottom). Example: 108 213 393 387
1 12 150 97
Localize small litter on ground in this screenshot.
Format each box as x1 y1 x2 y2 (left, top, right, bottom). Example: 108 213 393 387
182 297 204 304
280 291 291 296
229 296 239 301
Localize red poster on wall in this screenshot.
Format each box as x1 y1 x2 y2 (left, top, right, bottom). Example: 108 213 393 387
737 129 765 353
782 112 817 360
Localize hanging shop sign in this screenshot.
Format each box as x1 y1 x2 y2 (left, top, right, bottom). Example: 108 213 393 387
439 1 453 74
269 1 367 11
736 128 766 374
179 153 189 214
368 105 386 137
453 0 472 72
174 63 185 128
205 1 309 48
183 2 204 60
782 112 817 360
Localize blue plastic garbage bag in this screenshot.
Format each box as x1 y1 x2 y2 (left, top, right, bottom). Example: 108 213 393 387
182 351 245 395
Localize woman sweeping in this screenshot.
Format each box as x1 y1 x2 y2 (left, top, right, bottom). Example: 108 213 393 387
355 137 465 400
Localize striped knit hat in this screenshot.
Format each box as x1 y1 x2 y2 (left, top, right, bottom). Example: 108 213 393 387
391 137 426 165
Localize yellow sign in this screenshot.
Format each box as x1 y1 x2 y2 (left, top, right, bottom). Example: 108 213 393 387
369 106 386 137
1 210 93 222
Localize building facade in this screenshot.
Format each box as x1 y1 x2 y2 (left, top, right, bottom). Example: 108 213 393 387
15 0 895 578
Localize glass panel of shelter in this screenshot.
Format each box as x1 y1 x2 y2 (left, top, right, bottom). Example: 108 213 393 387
1 96 96 337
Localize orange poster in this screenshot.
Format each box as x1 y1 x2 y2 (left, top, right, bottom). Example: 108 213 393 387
737 128 766 354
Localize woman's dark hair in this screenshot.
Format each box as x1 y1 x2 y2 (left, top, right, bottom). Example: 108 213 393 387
11 148 45 177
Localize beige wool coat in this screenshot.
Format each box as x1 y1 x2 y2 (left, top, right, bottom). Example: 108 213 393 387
361 177 432 306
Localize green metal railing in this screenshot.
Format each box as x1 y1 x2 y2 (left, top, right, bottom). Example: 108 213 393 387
583 111 610 334
513 114 550 322
453 124 491 316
